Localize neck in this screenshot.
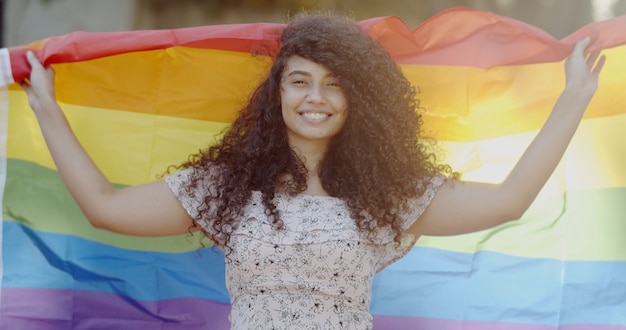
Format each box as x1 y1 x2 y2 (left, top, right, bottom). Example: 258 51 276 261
288 135 330 170
292 144 326 174
289 139 330 196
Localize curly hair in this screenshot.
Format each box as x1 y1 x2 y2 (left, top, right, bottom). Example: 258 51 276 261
178 12 455 251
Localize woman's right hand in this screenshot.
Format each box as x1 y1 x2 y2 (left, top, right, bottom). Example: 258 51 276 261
18 50 195 237
20 51 57 116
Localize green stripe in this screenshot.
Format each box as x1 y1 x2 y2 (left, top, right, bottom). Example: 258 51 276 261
418 186 626 261
3 158 210 252
6 158 625 259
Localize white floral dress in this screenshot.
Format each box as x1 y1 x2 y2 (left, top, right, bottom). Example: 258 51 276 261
165 168 444 330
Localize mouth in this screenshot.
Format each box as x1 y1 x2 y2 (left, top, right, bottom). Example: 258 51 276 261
299 111 331 122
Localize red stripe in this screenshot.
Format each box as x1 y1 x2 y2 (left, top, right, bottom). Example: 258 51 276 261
374 7 626 66
9 8 626 83
8 22 284 83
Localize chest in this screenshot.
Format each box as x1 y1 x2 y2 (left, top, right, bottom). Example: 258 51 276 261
225 194 384 293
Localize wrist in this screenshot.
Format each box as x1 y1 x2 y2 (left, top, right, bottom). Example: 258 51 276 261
563 81 597 98
561 86 595 105
34 100 65 122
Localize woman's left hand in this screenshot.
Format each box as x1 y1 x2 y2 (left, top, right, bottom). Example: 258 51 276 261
564 37 605 97
407 37 607 238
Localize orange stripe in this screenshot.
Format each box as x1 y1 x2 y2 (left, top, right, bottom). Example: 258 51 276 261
40 48 626 141
51 48 271 123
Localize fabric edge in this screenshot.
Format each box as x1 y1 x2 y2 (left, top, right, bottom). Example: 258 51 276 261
0 49 15 87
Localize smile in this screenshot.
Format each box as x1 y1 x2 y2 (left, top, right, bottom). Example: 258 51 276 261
300 112 331 121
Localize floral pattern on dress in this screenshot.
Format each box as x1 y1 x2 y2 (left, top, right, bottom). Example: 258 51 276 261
166 168 445 330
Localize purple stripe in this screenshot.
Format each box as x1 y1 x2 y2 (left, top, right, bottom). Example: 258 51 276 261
373 316 626 330
2 287 624 329
0 287 231 329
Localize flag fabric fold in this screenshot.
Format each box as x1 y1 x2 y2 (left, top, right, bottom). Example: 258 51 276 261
1 7 625 329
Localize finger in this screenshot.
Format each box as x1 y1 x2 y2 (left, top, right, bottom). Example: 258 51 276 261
573 36 591 55
586 50 601 69
566 37 590 66
25 51 43 70
19 79 32 92
592 54 606 76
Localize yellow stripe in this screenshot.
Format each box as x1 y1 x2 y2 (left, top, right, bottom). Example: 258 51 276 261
401 43 626 141
8 91 228 185
9 89 626 188
443 113 626 191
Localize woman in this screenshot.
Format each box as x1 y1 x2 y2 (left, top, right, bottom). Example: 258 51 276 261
21 12 603 330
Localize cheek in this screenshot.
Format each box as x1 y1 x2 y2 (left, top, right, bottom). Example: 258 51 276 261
279 89 290 114
330 90 348 112
280 87 300 107
335 97 349 116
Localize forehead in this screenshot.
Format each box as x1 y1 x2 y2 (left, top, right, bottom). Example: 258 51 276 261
283 56 333 77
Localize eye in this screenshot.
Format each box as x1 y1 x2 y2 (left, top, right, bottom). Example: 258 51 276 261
326 80 341 88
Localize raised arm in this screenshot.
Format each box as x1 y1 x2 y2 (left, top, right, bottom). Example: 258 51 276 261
21 51 194 236
409 37 605 237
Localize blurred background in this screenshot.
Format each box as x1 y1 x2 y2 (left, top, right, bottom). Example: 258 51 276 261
2 0 626 47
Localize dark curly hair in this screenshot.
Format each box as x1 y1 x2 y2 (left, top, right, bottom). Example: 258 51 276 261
178 12 454 251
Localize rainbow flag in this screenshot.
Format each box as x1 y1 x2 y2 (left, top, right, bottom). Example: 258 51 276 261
1 7 624 329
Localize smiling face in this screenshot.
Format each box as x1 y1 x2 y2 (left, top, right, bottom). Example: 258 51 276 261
280 56 348 150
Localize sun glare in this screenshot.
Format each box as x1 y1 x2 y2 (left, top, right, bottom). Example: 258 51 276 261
592 0 618 21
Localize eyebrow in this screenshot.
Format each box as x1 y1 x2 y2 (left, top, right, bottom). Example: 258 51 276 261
285 70 312 77
285 70 337 78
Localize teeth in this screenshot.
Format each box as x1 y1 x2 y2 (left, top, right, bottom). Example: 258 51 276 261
301 112 328 120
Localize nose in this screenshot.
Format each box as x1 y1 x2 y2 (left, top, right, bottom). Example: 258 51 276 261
306 84 326 104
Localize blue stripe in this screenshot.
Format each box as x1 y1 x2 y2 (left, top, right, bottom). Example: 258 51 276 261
3 221 229 302
372 248 626 325
4 222 626 326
